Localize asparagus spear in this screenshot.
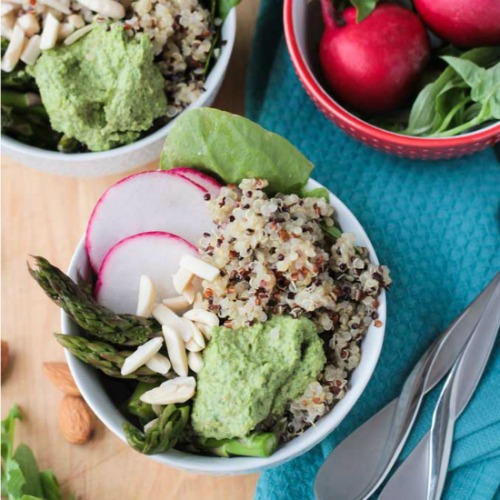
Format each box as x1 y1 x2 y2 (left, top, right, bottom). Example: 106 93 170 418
1 67 37 90
29 256 160 345
57 134 81 153
198 432 279 457
126 382 157 424
123 405 190 454
1 90 41 108
54 334 163 384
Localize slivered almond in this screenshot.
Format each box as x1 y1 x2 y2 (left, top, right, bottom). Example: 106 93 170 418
40 0 70 14
76 0 124 19
162 295 190 314
1 13 15 40
39 13 59 49
188 352 203 373
185 338 203 353
136 275 157 317
143 417 158 433
172 267 193 294
121 337 163 376
1 24 25 72
20 35 41 65
153 304 191 342
17 12 40 36
57 21 74 40
67 13 84 28
140 376 195 405
145 353 171 375
196 322 213 340
1 3 17 16
43 362 80 395
182 282 196 304
162 325 188 376
193 292 204 308
63 23 92 45
182 319 205 349
180 255 220 282
183 308 219 326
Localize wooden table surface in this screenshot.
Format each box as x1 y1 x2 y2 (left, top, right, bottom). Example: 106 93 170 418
1 3 261 498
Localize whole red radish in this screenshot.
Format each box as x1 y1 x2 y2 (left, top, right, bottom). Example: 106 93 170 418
414 0 500 47
319 1 430 114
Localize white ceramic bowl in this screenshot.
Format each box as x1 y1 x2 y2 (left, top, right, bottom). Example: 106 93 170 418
2 11 236 177
61 177 387 474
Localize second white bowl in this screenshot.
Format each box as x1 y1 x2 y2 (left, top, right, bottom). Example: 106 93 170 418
2 10 236 177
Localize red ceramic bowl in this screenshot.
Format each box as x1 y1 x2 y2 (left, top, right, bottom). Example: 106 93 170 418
283 0 500 160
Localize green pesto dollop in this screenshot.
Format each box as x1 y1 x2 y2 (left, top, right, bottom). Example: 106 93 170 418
192 316 326 440
29 24 167 151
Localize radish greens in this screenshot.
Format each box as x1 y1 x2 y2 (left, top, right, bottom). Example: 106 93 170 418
403 46 500 137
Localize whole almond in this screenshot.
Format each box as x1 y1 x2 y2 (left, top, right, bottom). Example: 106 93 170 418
43 362 80 396
58 395 94 445
1 340 9 379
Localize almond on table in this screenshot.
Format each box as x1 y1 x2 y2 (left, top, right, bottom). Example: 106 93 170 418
58 395 94 445
43 361 80 396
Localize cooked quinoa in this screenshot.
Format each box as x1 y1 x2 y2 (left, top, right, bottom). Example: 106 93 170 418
124 0 214 117
198 179 391 439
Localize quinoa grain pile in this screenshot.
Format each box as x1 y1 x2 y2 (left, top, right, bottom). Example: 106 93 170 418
199 179 391 439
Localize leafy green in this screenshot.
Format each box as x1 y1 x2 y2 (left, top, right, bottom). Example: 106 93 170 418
442 56 500 119
160 108 313 194
300 186 330 202
216 0 240 20
39 471 62 500
403 47 500 137
1 405 68 500
12 445 43 498
350 0 377 22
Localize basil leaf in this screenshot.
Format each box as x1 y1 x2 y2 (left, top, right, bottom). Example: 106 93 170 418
405 47 500 136
217 0 240 20
160 108 313 194
13 444 43 498
39 470 62 500
300 187 330 202
441 56 486 92
351 0 377 22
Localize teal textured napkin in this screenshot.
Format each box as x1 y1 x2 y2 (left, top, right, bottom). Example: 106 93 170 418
245 2 500 498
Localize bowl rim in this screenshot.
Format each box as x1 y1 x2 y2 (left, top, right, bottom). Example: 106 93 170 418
283 0 500 149
1 8 237 160
61 176 386 475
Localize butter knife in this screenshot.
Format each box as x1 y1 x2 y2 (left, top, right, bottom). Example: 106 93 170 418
315 273 500 500
379 276 500 500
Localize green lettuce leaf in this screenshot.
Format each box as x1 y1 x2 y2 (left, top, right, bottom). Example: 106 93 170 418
160 108 313 194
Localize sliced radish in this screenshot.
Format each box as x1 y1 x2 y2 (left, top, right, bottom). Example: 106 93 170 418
167 167 221 200
95 231 197 314
85 170 213 271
